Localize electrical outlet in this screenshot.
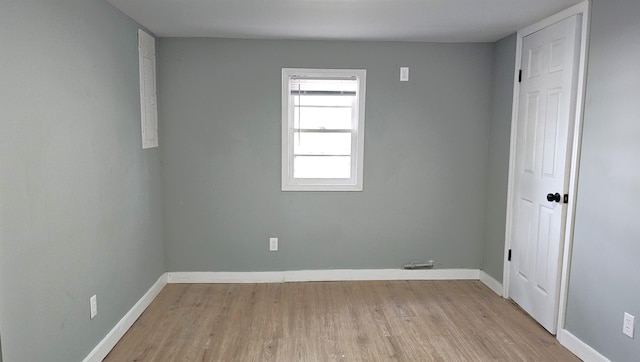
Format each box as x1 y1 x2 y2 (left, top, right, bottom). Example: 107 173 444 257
400 67 409 81
269 237 278 251
623 312 635 338
90 295 98 319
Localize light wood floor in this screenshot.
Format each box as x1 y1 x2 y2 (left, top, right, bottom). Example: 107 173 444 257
105 280 579 361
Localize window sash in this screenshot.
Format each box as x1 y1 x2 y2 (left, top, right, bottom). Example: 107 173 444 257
288 92 358 180
292 131 353 156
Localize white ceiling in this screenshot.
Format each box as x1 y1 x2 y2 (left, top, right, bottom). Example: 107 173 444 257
106 0 584 42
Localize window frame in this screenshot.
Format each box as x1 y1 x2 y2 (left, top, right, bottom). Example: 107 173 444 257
281 68 366 191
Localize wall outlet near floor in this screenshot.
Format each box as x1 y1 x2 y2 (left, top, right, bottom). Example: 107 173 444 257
269 237 278 251
623 312 635 338
90 295 98 319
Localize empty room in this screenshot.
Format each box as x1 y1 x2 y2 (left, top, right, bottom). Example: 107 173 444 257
1 0 638 361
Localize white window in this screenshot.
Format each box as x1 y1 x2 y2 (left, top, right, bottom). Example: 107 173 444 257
281 68 366 191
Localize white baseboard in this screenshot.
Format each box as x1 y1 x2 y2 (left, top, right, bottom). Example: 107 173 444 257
479 270 503 296
168 268 481 284
168 271 284 283
285 268 480 282
557 329 611 362
83 273 168 362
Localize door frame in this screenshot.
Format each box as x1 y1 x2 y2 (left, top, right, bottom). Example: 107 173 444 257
502 0 591 335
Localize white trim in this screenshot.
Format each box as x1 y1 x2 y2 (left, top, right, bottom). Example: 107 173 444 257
519 2 589 38
83 273 168 362
502 24 522 299
502 0 590 311
168 271 285 284
479 271 503 296
556 0 591 335
285 268 479 282
557 329 611 362
168 269 481 284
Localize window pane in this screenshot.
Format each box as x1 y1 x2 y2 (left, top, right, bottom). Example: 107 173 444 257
294 94 354 107
294 156 351 179
293 132 351 155
294 106 352 130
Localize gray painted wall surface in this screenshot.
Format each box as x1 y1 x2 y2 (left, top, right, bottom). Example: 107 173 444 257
0 1 165 361
481 34 516 282
158 38 494 272
565 0 640 361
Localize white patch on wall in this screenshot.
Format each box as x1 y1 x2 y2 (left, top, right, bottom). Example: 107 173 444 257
400 67 409 81
138 29 158 149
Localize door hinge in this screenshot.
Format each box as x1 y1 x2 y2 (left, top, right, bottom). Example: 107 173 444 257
518 69 522 83
563 194 569 203
508 249 512 261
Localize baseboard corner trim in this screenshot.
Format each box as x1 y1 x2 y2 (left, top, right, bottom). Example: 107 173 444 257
83 273 168 362
167 268 481 284
479 270 503 296
557 328 611 362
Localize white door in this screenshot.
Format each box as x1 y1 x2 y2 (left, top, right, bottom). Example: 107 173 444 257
508 15 581 334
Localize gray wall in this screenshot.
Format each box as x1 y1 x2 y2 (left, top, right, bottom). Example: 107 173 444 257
481 34 516 282
565 0 640 361
0 0 165 361
158 38 494 272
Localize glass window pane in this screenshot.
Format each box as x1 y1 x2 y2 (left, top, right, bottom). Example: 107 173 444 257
294 94 354 107
294 106 352 130
293 156 351 179
293 132 351 155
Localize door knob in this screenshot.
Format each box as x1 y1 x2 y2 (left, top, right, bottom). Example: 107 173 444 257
546 193 561 203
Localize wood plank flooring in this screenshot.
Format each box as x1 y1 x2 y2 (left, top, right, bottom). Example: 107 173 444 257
105 280 579 361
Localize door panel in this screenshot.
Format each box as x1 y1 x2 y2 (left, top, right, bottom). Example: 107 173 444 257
516 199 534 280
524 93 540 172
542 90 562 176
535 205 553 293
509 14 581 334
